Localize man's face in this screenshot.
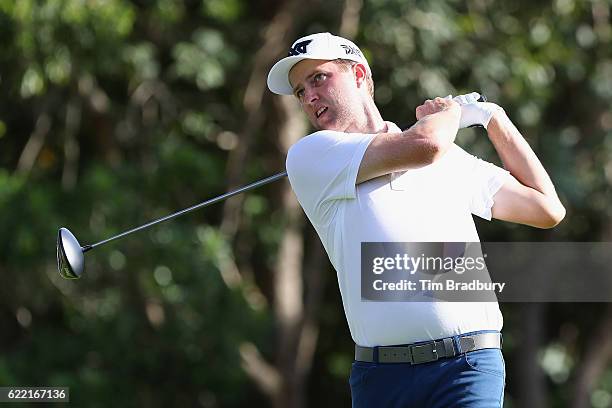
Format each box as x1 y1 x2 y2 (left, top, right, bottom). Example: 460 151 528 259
288 59 364 132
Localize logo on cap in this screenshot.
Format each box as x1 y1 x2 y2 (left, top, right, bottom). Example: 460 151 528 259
288 40 312 56
340 44 362 57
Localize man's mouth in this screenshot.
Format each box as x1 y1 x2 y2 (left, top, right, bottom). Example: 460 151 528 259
316 107 328 118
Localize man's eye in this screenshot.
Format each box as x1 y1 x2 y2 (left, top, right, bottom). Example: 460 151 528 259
296 89 304 99
313 73 327 82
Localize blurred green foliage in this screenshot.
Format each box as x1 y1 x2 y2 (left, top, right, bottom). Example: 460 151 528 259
0 0 610 407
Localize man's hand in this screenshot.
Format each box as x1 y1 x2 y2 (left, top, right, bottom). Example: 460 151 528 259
415 97 461 121
453 92 502 129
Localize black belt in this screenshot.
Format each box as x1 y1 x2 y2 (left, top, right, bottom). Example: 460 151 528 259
355 332 502 364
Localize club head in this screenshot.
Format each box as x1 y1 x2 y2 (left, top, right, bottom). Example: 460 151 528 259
57 227 85 279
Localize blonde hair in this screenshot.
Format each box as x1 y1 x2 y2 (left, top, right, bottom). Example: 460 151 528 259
334 59 374 97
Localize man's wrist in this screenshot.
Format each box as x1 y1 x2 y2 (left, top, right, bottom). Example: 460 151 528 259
485 106 506 131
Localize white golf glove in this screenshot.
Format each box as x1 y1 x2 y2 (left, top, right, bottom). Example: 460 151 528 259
451 92 501 129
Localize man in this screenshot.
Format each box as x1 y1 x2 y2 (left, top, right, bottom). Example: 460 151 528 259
267 32 565 407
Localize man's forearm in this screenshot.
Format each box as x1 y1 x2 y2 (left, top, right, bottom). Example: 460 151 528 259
409 102 461 159
453 93 565 227
487 111 559 198
356 101 460 184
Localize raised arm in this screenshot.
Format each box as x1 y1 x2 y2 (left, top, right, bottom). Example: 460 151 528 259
357 97 461 184
486 109 566 228
454 93 565 229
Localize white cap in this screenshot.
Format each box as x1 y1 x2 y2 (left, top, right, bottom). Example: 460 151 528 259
267 32 370 95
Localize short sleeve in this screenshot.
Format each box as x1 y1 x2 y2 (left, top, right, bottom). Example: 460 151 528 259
286 130 375 226
468 157 511 220
443 145 510 220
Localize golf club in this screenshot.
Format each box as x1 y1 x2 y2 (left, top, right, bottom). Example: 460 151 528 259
57 171 288 279
56 95 487 280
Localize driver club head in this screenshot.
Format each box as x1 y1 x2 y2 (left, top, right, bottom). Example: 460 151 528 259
57 227 85 279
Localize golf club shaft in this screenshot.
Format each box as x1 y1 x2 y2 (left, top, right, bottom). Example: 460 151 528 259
84 171 288 252
82 96 487 252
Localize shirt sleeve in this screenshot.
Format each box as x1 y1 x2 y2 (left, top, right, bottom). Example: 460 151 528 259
467 154 511 221
453 145 510 221
286 130 375 226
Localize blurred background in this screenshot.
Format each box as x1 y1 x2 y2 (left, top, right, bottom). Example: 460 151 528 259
1 0 611 406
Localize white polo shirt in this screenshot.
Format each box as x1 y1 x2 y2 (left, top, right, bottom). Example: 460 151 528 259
286 122 511 347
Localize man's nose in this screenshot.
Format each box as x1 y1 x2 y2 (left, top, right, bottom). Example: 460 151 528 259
303 87 319 105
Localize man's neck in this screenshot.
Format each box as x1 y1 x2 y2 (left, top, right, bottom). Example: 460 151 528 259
346 100 386 134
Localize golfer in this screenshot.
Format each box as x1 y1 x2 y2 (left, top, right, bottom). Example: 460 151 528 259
267 32 565 407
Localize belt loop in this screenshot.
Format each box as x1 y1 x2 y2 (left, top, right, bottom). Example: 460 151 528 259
443 338 456 357
373 346 379 363
453 335 462 354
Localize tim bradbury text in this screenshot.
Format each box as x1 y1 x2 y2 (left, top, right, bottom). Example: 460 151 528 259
372 279 506 292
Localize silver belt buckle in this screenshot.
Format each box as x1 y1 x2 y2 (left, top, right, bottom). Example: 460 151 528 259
410 342 438 364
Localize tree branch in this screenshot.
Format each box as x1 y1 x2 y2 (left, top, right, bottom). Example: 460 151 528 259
571 305 612 408
339 0 362 39
239 342 281 399
15 113 51 177
220 0 302 237
295 229 326 378
61 98 82 191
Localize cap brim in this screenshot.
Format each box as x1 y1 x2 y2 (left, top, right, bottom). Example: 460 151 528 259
267 55 309 95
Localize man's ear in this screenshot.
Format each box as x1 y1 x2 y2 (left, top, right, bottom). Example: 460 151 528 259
353 63 368 88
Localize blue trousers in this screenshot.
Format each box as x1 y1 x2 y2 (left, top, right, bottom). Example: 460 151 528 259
350 347 505 407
